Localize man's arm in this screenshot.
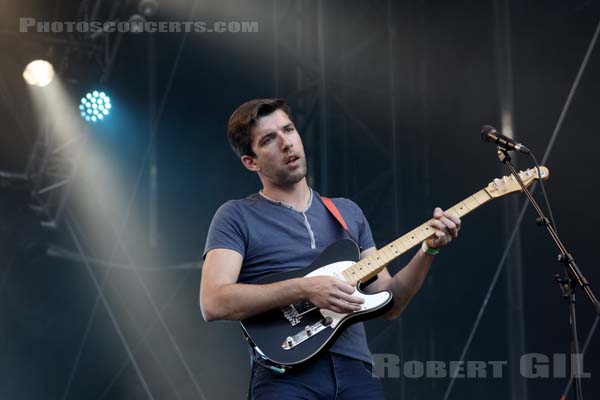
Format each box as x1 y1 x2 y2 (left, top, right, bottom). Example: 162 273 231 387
362 207 461 320
200 248 365 321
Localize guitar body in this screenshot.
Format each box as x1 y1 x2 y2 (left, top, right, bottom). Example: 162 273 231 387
241 239 393 367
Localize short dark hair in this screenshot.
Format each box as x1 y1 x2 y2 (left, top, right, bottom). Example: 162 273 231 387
227 98 291 157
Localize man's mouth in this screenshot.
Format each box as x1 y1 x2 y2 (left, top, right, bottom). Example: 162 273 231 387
285 155 300 164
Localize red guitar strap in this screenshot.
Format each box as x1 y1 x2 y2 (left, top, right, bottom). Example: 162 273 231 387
320 196 357 244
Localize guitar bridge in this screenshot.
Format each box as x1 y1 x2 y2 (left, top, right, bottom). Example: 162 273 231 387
281 301 317 326
281 318 331 350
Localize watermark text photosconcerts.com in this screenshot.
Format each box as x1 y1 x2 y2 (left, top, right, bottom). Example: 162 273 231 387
372 353 592 379
19 18 259 34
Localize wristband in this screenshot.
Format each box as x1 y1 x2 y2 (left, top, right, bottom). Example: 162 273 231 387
421 241 440 256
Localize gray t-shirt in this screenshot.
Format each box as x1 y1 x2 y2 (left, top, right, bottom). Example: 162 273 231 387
203 190 376 364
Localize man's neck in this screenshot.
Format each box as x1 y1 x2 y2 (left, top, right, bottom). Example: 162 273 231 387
260 179 311 211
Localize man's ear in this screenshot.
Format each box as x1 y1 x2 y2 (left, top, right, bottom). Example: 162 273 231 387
241 155 260 172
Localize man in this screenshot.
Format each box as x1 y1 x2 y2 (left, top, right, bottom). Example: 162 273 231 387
200 98 461 399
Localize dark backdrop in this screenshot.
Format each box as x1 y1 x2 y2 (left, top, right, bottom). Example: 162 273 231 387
0 0 599 399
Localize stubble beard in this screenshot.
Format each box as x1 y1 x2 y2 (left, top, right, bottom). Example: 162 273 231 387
265 158 308 187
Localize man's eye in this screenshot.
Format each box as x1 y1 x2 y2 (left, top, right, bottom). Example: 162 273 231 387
285 127 294 132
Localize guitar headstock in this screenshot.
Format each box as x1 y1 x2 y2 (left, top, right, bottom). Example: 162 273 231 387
485 166 550 198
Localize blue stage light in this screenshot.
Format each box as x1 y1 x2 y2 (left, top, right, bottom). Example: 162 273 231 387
80 90 112 123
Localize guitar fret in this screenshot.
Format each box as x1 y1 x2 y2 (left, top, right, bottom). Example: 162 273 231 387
373 253 386 266
454 201 470 217
399 237 411 251
343 270 352 281
356 263 366 277
464 196 479 211
382 245 394 262
388 243 401 257
370 250 382 267
359 254 379 279
404 233 418 247
416 230 424 240
381 247 394 263
447 207 461 219
366 257 378 272
420 224 433 240
473 190 491 205
394 239 408 251
345 267 354 279
402 236 418 251
378 247 389 262
417 224 431 241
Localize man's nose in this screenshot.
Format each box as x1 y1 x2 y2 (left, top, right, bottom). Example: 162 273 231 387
280 133 293 151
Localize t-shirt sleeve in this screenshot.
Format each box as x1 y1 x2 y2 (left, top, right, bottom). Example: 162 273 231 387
337 198 375 251
353 202 376 251
203 201 247 259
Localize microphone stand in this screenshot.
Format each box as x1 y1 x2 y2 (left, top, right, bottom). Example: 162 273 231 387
496 147 600 400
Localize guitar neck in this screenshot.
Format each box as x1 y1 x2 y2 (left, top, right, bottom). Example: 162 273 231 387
341 188 493 283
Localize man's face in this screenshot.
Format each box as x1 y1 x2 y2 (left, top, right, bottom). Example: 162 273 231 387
244 109 307 186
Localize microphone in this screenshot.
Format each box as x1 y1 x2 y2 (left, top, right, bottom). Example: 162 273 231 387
480 125 530 154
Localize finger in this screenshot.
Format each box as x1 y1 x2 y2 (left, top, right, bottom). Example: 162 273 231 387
429 223 450 241
323 304 345 314
324 300 356 314
336 281 356 294
337 291 365 304
439 216 457 231
429 219 447 231
434 229 446 239
444 216 461 232
433 207 443 218
439 218 458 238
443 211 461 227
334 298 362 312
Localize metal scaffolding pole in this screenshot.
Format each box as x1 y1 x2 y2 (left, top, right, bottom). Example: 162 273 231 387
148 31 158 249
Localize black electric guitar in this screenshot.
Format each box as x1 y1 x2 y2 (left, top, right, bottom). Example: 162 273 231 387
241 167 550 369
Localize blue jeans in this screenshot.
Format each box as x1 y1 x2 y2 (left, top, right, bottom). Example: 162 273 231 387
250 352 385 400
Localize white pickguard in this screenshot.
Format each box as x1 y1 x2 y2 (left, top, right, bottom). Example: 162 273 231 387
305 261 392 328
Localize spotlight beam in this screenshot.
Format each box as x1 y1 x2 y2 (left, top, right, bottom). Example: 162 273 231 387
64 218 156 400
88 189 210 400
62 259 186 400
94 270 195 400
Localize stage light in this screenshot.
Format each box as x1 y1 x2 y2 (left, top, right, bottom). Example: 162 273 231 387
128 14 147 34
138 0 159 17
23 60 55 87
80 91 111 123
